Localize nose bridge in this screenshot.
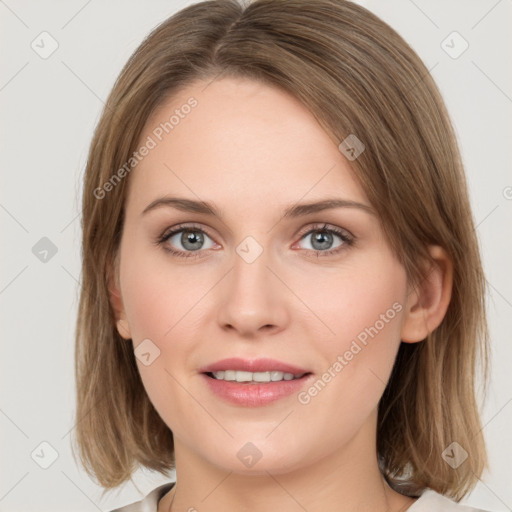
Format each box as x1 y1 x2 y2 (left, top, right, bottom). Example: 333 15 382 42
232 237 270 291
216 234 288 335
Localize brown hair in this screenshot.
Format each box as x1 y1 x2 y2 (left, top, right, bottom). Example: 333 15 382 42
72 0 489 500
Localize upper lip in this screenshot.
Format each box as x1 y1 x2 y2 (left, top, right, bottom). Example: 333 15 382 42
199 357 310 375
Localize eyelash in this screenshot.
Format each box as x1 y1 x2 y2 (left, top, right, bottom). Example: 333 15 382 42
154 222 355 260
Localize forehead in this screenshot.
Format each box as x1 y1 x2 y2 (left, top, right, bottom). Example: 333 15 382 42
126 76 369 216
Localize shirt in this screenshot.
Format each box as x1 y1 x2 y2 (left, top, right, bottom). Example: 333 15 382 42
108 482 491 512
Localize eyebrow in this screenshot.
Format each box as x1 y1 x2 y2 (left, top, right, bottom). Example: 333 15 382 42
141 196 376 219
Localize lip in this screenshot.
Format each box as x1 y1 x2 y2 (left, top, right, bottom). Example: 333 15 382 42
199 358 313 407
199 357 310 374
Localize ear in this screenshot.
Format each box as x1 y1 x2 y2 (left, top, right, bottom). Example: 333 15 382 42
107 254 132 340
400 245 453 343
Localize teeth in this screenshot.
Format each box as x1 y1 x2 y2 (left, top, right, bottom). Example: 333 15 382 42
211 370 304 383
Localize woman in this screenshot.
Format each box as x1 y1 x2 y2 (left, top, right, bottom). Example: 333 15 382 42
73 1 491 510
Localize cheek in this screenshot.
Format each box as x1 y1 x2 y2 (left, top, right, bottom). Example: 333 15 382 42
118 242 209 410
296 256 406 404
119 239 204 341
119 253 202 431
296 256 406 347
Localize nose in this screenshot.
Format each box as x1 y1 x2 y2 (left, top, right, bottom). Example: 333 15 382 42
216 245 290 338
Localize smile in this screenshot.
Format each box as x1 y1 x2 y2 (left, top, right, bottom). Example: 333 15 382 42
209 370 306 383
202 372 313 407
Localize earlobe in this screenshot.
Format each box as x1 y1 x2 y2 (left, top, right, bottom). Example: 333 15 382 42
115 318 132 340
107 258 132 340
400 245 453 343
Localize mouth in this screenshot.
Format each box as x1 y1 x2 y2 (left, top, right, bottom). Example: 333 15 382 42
199 358 313 407
204 370 309 383
199 357 310 375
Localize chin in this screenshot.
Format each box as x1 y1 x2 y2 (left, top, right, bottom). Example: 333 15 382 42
202 438 309 476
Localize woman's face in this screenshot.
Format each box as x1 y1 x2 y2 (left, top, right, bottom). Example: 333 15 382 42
113 76 412 475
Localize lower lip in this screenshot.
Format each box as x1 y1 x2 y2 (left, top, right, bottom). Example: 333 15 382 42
201 373 312 407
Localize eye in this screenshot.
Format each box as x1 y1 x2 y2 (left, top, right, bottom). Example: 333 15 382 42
294 223 354 256
155 222 354 260
155 224 218 259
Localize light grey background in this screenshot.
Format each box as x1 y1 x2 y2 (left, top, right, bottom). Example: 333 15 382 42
0 0 511 510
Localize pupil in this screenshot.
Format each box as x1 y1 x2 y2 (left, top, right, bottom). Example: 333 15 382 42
182 231 203 251
312 231 332 250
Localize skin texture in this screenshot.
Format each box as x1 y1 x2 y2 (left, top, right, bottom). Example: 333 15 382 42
109 77 453 512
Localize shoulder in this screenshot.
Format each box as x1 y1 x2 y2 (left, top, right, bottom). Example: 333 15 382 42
410 489 493 512
108 482 175 512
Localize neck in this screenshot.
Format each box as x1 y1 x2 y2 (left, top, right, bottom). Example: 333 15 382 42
159 412 416 512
